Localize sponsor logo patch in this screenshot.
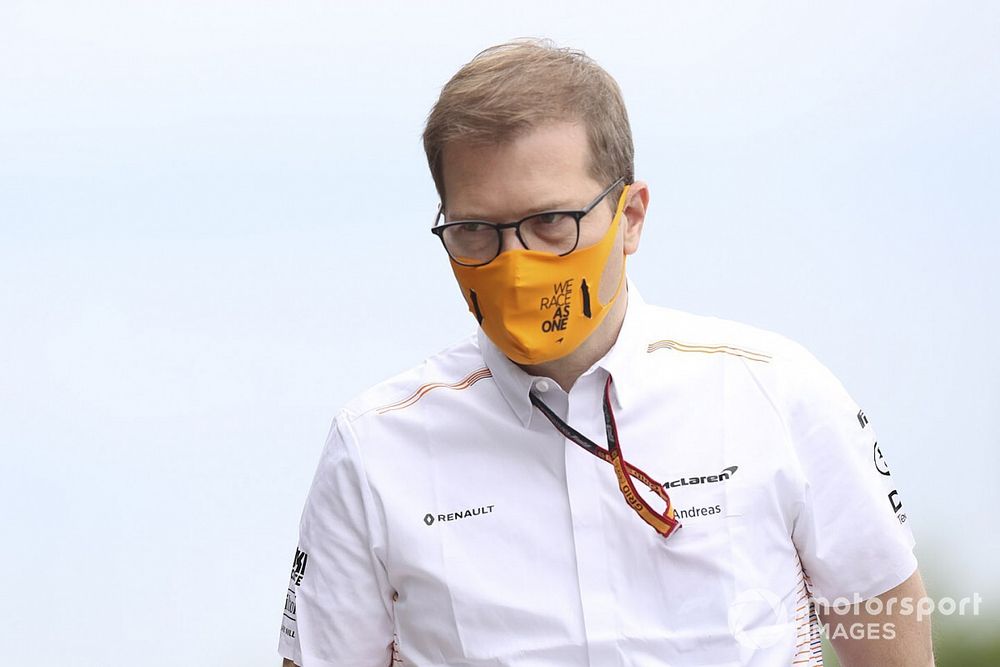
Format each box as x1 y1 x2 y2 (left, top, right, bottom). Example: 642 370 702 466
423 504 495 526
290 547 309 586
873 442 891 476
664 465 738 489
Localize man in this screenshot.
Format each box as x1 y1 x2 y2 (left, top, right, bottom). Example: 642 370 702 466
278 40 933 666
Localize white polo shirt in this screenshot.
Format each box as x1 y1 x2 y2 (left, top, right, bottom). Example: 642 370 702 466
278 282 917 667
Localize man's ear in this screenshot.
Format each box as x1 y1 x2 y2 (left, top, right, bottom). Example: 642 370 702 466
622 180 649 255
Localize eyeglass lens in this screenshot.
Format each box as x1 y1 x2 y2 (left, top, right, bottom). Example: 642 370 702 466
442 212 578 264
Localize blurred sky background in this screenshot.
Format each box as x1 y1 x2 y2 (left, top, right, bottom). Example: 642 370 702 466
1 1 998 665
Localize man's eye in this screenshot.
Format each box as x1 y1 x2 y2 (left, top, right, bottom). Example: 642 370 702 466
533 213 563 225
526 212 575 229
455 222 490 233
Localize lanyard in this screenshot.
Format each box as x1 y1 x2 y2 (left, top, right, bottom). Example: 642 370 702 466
529 375 681 539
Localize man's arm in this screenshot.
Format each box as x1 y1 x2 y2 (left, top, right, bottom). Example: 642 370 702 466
276 416 395 666
281 660 297 667
820 569 934 667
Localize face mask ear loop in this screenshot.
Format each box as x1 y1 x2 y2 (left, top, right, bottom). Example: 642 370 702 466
604 184 631 307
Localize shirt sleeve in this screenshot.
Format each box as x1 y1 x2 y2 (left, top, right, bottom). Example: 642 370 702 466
278 413 395 667
783 345 917 605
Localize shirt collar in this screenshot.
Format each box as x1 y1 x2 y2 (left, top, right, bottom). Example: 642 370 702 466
479 278 648 428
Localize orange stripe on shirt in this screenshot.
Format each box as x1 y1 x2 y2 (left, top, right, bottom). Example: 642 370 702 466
646 339 772 363
376 367 493 415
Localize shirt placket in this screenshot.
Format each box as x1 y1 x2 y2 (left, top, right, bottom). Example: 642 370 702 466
563 371 623 667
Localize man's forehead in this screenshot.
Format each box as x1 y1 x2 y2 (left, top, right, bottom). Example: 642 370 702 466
445 192 583 221
440 122 599 220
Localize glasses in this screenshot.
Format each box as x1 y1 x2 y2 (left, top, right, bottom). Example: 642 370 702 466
431 177 626 267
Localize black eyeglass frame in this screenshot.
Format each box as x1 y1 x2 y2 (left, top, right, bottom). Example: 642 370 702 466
430 177 627 267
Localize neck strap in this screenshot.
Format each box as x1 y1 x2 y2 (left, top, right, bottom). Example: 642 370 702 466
529 375 681 539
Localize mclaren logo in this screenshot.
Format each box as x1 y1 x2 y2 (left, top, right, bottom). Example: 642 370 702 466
665 465 738 489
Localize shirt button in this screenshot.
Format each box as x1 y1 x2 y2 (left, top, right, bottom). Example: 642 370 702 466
535 379 551 393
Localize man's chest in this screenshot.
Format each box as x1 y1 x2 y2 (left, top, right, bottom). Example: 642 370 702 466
361 382 807 666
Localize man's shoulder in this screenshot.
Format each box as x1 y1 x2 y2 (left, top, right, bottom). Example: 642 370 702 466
337 333 489 424
639 301 853 415
638 301 811 365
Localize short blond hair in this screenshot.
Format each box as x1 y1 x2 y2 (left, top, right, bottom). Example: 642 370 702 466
422 39 634 206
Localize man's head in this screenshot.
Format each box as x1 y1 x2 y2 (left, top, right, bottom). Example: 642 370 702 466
423 40 649 372
423 39 634 208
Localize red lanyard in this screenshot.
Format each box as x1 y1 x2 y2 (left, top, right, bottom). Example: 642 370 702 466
530 375 681 539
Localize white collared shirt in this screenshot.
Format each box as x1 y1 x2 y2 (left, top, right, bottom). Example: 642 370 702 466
278 282 916 666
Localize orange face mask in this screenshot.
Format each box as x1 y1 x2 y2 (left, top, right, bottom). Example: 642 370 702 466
450 185 630 365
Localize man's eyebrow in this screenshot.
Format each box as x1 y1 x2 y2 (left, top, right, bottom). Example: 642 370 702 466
448 201 576 221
